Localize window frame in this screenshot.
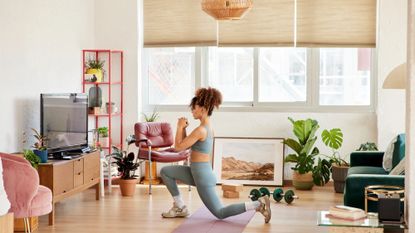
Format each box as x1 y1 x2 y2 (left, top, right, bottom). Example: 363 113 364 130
142 47 376 113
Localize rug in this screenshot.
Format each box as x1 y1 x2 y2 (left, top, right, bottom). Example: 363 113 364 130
172 207 255 233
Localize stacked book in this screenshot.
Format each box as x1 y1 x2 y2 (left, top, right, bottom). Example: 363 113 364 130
327 205 367 221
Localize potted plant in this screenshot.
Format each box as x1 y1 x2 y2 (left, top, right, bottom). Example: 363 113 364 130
31 128 48 163
356 142 378 151
283 118 331 190
142 108 160 122
97 127 109 147
85 58 105 82
111 145 141 196
321 128 349 193
23 149 41 169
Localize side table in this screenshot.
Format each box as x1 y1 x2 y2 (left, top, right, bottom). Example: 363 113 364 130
364 185 405 213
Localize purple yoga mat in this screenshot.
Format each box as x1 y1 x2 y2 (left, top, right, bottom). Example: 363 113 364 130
172 207 255 233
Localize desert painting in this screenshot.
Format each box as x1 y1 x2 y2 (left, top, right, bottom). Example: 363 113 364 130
220 142 275 181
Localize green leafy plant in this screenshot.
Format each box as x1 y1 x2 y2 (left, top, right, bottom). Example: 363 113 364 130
97 127 109 137
142 109 160 122
110 146 141 180
23 149 41 169
321 128 349 166
283 117 331 186
356 142 378 151
86 58 105 70
31 128 48 151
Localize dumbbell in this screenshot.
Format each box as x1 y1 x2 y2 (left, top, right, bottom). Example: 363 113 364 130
248 187 298 204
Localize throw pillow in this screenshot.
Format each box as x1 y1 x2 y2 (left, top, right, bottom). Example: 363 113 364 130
389 157 405 175
0 158 11 215
383 136 397 172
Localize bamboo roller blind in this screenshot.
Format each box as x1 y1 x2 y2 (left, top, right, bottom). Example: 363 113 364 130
144 0 377 48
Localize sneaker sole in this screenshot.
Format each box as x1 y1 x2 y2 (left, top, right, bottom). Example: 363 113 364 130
264 197 271 223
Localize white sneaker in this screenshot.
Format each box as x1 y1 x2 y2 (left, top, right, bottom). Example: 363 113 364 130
256 196 271 223
161 203 190 218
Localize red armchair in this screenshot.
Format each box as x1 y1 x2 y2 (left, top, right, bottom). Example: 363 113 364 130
0 153 52 233
134 122 191 194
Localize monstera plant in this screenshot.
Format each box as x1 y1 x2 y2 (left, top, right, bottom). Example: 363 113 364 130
321 128 349 193
283 117 331 190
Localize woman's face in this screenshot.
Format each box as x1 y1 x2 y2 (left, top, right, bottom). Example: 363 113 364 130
191 104 206 119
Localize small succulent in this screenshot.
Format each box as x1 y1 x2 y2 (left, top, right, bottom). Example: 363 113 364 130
97 127 109 137
86 58 105 70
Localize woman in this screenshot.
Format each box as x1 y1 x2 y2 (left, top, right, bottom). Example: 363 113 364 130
160 87 271 223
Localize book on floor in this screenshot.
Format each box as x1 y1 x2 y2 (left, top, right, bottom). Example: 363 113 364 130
327 205 367 221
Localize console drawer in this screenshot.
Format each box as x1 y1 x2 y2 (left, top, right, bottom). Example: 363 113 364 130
84 153 100 183
53 162 74 195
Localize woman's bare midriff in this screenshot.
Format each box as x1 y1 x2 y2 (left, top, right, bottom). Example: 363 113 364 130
190 150 210 162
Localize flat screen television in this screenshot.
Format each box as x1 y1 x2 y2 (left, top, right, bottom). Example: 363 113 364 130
41 93 88 156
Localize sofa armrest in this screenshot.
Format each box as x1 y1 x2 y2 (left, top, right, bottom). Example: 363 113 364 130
344 174 404 212
350 151 385 167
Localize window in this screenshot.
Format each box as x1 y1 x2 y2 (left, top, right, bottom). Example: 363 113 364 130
143 47 373 110
258 48 307 102
146 47 195 105
208 47 254 102
319 48 371 106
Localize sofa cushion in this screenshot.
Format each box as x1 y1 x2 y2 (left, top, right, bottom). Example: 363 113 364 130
389 157 405 175
392 134 405 169
348 166 388 176
382 136 397 172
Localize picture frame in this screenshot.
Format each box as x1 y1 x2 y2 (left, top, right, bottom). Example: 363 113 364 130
212 137 285 186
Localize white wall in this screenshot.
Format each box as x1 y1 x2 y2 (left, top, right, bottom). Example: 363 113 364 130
94 0 139 145
0 0 95 152
377 0 407 149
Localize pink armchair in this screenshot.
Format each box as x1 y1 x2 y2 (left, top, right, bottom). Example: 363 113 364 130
0 152 52 233
134 122 191 194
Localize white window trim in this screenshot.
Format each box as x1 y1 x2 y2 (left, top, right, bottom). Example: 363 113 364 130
142 48 377 113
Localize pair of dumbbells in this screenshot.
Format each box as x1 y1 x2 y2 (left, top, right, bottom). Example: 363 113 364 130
249 187 298 204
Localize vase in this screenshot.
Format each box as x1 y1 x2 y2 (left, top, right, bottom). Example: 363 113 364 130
88 86 102 108
86 68 103 82
292 171 314 190
331 165 349 193
33 150 48 163
119 179 137 196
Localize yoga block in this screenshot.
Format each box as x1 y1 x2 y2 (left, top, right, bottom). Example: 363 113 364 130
222 183 243 192
223 190 240 198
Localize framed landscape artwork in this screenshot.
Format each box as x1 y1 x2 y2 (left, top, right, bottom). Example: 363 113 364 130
212 137 285 186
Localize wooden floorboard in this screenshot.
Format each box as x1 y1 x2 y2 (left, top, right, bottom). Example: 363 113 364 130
37 184 342 233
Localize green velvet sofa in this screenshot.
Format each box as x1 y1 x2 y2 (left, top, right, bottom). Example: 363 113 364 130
343 134 405 212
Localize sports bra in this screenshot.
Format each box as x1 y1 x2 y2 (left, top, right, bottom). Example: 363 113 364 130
191 125 213 154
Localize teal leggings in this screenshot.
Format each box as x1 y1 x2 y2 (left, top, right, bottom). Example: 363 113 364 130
160 162 247 219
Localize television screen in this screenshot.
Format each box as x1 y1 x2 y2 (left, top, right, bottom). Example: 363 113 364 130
41 93 88 153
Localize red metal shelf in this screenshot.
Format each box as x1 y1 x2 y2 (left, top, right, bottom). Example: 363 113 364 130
89 113 122 117
83 81 123 85
82 49 124 156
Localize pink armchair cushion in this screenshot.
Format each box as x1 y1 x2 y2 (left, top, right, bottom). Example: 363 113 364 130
28 185 52 217
0 153 52 218
138 148 190 163
135 122 174 148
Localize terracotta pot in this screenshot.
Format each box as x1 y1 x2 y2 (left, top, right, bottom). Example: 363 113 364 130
292 171 314 190
119 179 137 197
331 164 349 193
99 137 109 147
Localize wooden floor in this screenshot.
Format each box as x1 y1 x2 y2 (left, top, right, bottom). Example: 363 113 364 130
38 184 342 233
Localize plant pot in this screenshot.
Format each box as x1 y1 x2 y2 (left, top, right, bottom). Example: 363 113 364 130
292 171 314 190
33 149 48 163
332 165 349 193
99 137 109 147
119 179 137 196
86 68 103 82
